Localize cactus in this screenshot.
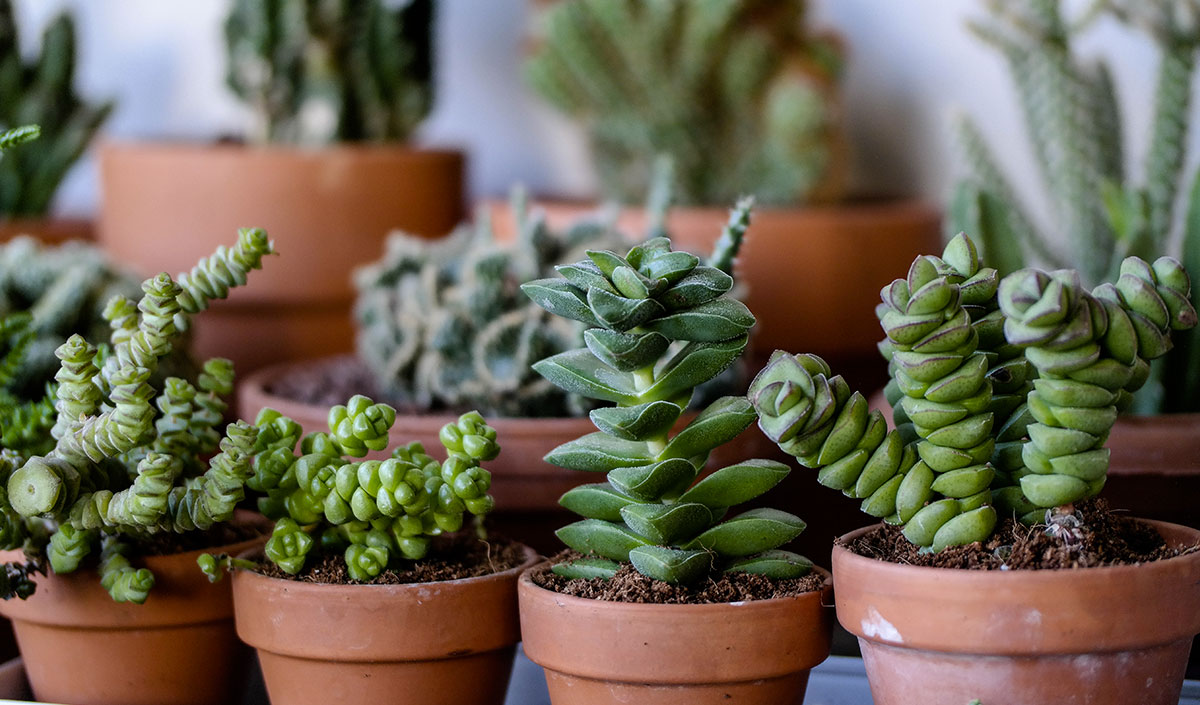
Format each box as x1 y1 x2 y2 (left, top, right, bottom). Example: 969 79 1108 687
525 0 844 207
0 3 113 216
354 202 627 418
750 233 1196 550
0 229 275 602
522 204 812 585
950 0 1200 412
245 398 499 581
224 0 434 145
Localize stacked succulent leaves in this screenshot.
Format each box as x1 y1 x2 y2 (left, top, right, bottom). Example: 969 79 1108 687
249 398 498 581
750 233 1197 550
523 208 811 584
0 229 274 602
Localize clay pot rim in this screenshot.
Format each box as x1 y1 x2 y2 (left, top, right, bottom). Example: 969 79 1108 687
233 542 541 592
483 193 939 221
517 559 833 611
98 138 464 161
833 518 1200 583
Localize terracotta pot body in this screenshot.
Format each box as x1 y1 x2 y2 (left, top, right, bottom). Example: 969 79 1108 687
832 520 1200 705
233 545 537 705
518 565 833 704
98 141 465 374
486 197 940 362
0 218 92 245
0 530 266 705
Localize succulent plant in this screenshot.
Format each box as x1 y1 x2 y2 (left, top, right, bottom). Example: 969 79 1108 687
0 228 275 602
224 0 434 145
950 0 1200 413
354 199 628 418
522 205 812 584
0 3 113 216
238 397 498 582
525 0 844 207
750 233 1197 550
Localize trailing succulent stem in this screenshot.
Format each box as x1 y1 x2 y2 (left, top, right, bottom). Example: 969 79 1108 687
251 397 498 581
751 232 1196 550
0 229 274 602
225 0 433 144
524 206 811 584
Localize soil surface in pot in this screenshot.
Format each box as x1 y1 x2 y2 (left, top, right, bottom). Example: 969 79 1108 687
253 533 529 584
529 550 826 604
845 499 1195 570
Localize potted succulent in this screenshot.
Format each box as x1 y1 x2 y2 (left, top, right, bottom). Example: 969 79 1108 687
514 0 941 366
950 0 1200 525
224 398 536 705
0 5 112 244
0 228 275 705
516 231 832 704
749 233 1200 704
98 0 463 374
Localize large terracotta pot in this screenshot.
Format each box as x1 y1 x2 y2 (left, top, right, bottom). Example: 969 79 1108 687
486 197 940 366
98 141 465 375
0 218 92 245
0 528 267 705
233 544 538 705
518 564 833 704
832 520 1200 705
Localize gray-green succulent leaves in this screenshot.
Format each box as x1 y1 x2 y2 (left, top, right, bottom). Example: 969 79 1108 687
523 203 812 584
0 229 275 602
750 233 1196 551
246 399 498 582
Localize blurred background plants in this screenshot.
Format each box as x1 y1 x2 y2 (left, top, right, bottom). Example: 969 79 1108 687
224 0 434 145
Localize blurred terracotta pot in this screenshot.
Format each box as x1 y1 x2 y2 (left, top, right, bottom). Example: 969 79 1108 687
0 528 266 705
832 519 1200 705
518 565 833 704
98 141 464 375
0 218 92 245
486 197 940 362
233 545 537 705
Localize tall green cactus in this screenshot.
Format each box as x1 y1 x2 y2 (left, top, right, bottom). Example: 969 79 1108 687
224 0 433 145
525 0 843 206
242 398 499 582
0 3 112 216
951 0 1200 412
0 229 275 602
354 201 627 418
750 232 1197 550
522 206 811 584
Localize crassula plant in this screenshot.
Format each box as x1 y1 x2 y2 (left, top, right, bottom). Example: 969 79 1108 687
0 228 274 601
232 397 499 581
749 234 1196 551
521 205 811 584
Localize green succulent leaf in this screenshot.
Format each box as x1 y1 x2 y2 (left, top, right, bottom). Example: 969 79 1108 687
556 519 650 561
685 508 806 557
678 459 791 509
619 502 712 544
559 482 643 521
645 338 748 402
645 298 755 341
521 279 600 327
587 287 665 331
544 432 652 472
584 329 671 372
533 349 639 404
627 545 711 584
725 549 814 579
608 458 698 501
659 266 734 310
551 557 621 580
661 396 756 460
589 401 682 442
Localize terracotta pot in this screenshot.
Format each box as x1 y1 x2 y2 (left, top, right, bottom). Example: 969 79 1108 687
233 544 538 705
97 141 465 375
0 218 93 245
485 197 939 363
832 519 1200 705
518 564 833 704
0 525 267 705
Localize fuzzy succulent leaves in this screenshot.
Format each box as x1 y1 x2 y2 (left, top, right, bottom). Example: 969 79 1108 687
527 226 811 584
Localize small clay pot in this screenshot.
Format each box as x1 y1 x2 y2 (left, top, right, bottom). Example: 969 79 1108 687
0 527 267 705
0 218 93 245
232 545 539 705
832 519 1200 705
517 565 833 704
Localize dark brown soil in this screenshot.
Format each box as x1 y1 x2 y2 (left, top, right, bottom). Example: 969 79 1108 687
255 533 529 585
265 355 397 410
530 551 827 604
845 499 1194 570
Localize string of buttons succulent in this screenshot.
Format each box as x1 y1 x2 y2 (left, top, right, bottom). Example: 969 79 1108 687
223 400 499 582
522 200 813 584
0 228 275 602
749 233 1196 552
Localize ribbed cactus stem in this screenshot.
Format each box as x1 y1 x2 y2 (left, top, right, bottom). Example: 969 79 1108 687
161 421 258 532
1142 41 1196 260
174 228 275 328
50 335 101 441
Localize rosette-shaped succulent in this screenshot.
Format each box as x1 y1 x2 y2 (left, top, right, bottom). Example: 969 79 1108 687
997 257 1196 512
253 397 499 582
522 214 811 585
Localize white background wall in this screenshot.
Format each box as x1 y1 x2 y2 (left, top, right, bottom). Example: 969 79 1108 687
11 0 1193 252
